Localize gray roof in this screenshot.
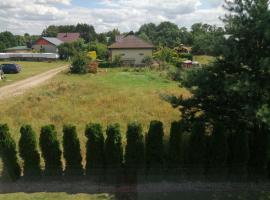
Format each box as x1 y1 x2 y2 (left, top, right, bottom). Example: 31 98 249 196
42 37 63 46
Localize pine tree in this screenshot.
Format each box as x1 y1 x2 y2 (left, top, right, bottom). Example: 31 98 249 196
145 121 164 173
0 124 21 181
39 125 62 176
63 125 83 176
85 123 105 176
19 125 41 177
125 122 144 170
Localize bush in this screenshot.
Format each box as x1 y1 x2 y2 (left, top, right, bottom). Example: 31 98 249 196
63 125 83 176
19 125 41 177
104 124 123 170
85 123 105 176
125 122 144 170
146 121 164 172
0 124 21 181
39 125 62 176
112 55 123 66
70 54 90 74
99 61 112 68
142 56 153 66
179 53 193 61
168 121 185 169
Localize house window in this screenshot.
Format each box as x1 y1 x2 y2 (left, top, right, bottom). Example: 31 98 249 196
139 53 144 56
121 53 125 56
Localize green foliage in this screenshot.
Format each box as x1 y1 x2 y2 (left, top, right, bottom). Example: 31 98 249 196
112 54 123 66
19 125 41 177
188 121 206 167
145 121 164 171
125 122 144 169
0 124 21 181
154 47 177 63
104 124 123 169
85 123 105 175
142 55 153 66
63 125 83 176
179 53 193 61
86 42 108 60
39 125 62 176
58 39 86 60
168 121 185 168
70 53 90 74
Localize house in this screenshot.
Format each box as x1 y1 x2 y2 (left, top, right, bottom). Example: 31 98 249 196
32 37 63 53
4 46 32 53
57 32 80 43
108 32 154 65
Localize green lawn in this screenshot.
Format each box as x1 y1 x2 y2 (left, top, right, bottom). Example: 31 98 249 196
0 61 68 87
0 193 113 200
193 55 216 65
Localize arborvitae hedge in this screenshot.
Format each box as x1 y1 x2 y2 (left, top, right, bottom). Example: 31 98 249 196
104 124 123 170
63 125 83 176
189 121 206 168
85 123 105 175
146 121 164 172
39 125 63 176
0 124 21 181
125 122 144 170
19 125 41 177
168 121 185 169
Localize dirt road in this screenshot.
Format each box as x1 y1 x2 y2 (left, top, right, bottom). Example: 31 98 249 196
0 65 68 100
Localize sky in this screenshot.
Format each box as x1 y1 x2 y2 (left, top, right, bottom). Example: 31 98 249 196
0 0 225 35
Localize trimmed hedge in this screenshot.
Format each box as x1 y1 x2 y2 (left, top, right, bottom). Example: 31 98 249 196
19 125 41 177
39 125 63 176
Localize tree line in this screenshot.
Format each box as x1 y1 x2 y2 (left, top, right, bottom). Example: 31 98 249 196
0 120 269 182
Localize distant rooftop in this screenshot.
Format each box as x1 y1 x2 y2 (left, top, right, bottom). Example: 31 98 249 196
57 32 80 43
42 37 63 46
109 32 154 49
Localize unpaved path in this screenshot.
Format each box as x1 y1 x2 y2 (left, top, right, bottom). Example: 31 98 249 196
0 65 68 100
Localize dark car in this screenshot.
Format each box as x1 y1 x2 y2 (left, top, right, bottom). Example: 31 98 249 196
1 63 21 74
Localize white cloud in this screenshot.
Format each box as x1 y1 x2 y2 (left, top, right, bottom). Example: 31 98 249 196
0 0 226 35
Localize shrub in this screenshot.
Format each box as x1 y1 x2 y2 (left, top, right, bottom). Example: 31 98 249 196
179 53 193 61
145 121 164 172
112 55 123 67
0 124 21 181
189 121 206 168
168 121 185 169
39 125 62 176
70 53 90 74
19 125 41 177
63 125 83 176
125 122 144 170
142 56 153 66
104 124 123 170
85 123 105 176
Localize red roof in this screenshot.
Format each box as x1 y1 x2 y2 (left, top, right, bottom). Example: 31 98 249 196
57 33 80 43
108 34 154 49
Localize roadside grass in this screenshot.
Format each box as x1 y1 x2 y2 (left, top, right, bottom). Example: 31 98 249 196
193 55 216 65
0 61 68 87
0 193 113 200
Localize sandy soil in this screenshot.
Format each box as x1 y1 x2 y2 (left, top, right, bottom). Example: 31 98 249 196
0 65 68 100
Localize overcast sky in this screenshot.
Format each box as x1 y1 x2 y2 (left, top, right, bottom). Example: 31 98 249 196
0 0 225 35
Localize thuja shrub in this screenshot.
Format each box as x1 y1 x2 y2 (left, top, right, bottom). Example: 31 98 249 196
0 124 21 181
104 124 123 170
39 125 62 176
125 122 144 170
85 123 105 176
63 125 83 176
19 125 41 177
145 121 164 172
168 121 185 169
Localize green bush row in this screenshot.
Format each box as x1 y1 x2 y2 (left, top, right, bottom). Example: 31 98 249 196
0 120 269 181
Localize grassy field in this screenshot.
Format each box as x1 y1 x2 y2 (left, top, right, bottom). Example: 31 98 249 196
0 193 113 200
0 61 68 87
193 55 216 65
0 68 188 147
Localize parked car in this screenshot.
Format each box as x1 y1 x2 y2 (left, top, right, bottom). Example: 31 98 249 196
1 63 21 74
